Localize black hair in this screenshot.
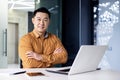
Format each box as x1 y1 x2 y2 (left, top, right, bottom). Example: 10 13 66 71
33 7 51 18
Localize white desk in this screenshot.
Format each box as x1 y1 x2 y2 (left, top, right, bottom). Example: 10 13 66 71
0 68 120 80
68 70 120 80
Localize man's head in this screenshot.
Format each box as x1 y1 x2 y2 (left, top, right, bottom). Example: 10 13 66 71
33 7 51 19
32 7 51 34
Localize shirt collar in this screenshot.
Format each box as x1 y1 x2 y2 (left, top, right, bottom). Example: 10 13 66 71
33 30 49 39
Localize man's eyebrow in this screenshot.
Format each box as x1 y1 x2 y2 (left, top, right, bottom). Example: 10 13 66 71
36 17 49 19
44 17 49 19
36 17 41 18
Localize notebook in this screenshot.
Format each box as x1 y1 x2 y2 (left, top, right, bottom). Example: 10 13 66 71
46 45 108 75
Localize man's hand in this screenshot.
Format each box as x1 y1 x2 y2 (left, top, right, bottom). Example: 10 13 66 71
53 47 63 54
26 51 42 61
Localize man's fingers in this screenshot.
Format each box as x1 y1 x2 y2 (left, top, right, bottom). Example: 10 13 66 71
54 48 63 54
26 51 34 58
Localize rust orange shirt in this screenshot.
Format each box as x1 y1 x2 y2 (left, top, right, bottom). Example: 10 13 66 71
19 30 68 68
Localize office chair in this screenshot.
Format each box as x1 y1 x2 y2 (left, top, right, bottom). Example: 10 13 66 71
20 59 23 68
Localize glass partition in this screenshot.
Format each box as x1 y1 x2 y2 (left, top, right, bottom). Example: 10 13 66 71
93 0 120 70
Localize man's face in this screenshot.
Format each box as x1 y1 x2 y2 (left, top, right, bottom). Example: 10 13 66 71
32 12 50 33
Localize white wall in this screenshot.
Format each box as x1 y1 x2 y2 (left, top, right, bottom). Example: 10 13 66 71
8 10 28 64
8 10 28 39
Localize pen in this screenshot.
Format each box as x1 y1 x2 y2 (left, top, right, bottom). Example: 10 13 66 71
10 71 26 75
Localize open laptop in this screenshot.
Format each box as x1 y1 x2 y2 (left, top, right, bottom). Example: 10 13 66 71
46 45 108 75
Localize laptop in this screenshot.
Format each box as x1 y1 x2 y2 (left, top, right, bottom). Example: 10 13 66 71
46 45 108 75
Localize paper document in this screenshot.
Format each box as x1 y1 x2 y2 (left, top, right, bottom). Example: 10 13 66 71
0 69 26 75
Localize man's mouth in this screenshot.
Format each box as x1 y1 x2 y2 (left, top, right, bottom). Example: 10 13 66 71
38 26 44 29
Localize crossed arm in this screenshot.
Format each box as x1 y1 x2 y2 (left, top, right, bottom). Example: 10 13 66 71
26 47 63 61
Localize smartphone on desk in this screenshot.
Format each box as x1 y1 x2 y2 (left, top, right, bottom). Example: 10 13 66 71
26 72 45 76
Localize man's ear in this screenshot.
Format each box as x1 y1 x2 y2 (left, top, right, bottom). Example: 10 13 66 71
32 18 34 24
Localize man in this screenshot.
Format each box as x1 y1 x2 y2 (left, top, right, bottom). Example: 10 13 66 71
19 7 68 68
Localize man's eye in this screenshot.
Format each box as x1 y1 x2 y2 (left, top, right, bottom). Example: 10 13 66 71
38 19 41 21
44 19 48 21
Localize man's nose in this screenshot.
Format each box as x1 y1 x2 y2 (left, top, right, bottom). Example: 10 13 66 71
40 20 44 25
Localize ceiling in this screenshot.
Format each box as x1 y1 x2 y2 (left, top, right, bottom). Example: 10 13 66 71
8 0 39 12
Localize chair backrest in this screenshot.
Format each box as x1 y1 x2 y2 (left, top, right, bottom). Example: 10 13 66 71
20 59 23 68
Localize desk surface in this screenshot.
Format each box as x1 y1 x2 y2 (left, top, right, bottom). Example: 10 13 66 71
0 68 120 80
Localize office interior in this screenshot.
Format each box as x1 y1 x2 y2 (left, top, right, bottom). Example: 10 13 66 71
0 0 120 71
